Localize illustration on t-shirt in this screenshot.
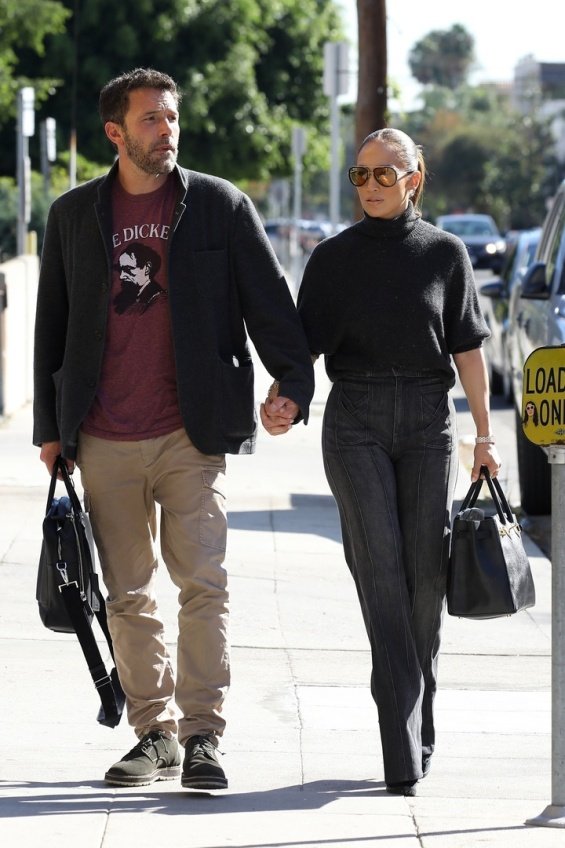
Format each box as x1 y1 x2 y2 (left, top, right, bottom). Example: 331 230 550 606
113 243 167 314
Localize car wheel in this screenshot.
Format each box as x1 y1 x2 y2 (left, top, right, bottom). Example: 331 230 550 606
515 407 551 514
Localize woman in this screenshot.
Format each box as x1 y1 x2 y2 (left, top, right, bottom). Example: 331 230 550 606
262 128 501 796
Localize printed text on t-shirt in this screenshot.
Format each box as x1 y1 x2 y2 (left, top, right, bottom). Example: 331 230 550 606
112 223 171 247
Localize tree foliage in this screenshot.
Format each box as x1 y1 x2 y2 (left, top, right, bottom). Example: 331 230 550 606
9 0 343 181
408 24 474 90
0 0 70 114
398 27 562 228
401 85 559 229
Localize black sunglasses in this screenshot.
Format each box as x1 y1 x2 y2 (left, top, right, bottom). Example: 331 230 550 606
348 165 414 188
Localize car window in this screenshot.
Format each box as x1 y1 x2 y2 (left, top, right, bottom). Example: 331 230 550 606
516 237 540 278
442 219 496 236
524 241 538 265
546 197 565 293
500 242 518 282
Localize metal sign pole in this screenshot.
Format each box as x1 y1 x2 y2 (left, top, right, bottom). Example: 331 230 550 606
526 446 565 827
323 42 349 235
16 87 35 256
523 346 565 827
291 126 307 295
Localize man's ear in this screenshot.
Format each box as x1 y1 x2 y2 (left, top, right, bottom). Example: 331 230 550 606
105 121 123 147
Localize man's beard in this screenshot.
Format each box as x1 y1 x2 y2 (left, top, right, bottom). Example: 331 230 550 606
122 130 177 176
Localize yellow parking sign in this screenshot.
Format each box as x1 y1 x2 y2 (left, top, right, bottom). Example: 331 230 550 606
522 345 565 446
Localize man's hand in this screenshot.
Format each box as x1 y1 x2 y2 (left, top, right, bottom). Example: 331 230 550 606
260 396 299 436
39 440 75 477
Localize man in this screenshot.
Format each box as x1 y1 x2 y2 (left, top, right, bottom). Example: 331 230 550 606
33 68 314 790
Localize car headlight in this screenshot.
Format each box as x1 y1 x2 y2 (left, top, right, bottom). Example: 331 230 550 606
485 240 506 255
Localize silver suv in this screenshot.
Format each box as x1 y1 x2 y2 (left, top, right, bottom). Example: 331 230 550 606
509 178 565 514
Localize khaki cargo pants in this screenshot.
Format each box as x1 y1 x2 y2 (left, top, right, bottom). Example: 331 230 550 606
77 427 229 746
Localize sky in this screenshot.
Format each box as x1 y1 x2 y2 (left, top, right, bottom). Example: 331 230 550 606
336 0 565 108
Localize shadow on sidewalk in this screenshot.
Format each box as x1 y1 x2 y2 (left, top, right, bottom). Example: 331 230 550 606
228 494 341 544
0 778 531 842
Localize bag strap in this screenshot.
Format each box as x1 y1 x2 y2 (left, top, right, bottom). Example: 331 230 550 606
457 476 484 513
483 468 515 524
45 456 84 517
457 466 514 524
58 580 125 728
47 457 125 727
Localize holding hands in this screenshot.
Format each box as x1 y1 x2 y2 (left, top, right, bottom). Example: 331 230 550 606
260 381 299 436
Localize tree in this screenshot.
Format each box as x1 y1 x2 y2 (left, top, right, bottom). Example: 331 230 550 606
408 24 474 90
402 84 558 229
0 0 69 113
10 0 344 182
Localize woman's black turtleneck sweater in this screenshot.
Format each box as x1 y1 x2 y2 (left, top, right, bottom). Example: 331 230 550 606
297 203 489 388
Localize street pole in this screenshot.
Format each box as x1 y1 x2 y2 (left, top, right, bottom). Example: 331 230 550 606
40 117 57 202
323 41 349 235
329 93 340 236
526 445 565 827
16 87 35 256
291 126 307 295
521 346 565 828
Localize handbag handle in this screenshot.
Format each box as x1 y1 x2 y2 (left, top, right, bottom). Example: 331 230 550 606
457 466 514 525
45 456 83 517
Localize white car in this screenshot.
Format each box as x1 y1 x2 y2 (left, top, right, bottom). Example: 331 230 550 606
509 179 565 514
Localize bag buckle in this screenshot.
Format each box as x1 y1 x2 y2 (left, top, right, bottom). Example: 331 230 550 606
56 560 78 592
56 560 69 583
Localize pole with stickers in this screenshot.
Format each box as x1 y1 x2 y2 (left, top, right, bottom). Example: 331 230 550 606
523 346 565 828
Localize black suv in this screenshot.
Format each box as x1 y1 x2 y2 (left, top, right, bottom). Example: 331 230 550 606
509 179 565 514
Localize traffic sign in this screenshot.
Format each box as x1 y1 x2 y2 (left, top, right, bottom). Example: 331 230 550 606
522 345 565 446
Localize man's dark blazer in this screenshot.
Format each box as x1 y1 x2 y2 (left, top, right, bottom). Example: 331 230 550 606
33 163 314 458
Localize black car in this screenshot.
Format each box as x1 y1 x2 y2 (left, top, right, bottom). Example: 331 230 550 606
436 213 507 272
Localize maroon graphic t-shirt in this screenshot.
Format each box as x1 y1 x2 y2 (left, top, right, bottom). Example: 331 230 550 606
82 176 183 440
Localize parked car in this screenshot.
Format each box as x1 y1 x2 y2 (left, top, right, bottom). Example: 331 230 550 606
436 213 507 271
508 179 565 514
479 228 541 400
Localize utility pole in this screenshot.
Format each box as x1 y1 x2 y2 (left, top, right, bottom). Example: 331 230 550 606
324 41 350 234
16 87 35 256
291 126 307 293
40 118 57 201
355 0 387 221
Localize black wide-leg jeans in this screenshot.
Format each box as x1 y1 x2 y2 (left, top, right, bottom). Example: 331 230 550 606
322 371 458 784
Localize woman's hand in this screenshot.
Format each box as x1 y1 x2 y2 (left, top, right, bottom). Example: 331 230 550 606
260 396 299 435
471 442 501 482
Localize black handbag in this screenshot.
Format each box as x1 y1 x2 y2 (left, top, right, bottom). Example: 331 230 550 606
37 459 99 633
36 456 125 727
447 467 536 619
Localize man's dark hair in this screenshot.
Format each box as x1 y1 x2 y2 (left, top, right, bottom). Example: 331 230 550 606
120 242 162 276
99 68 181 126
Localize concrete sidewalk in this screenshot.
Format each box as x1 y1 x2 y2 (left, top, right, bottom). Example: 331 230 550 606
0 367 559 847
